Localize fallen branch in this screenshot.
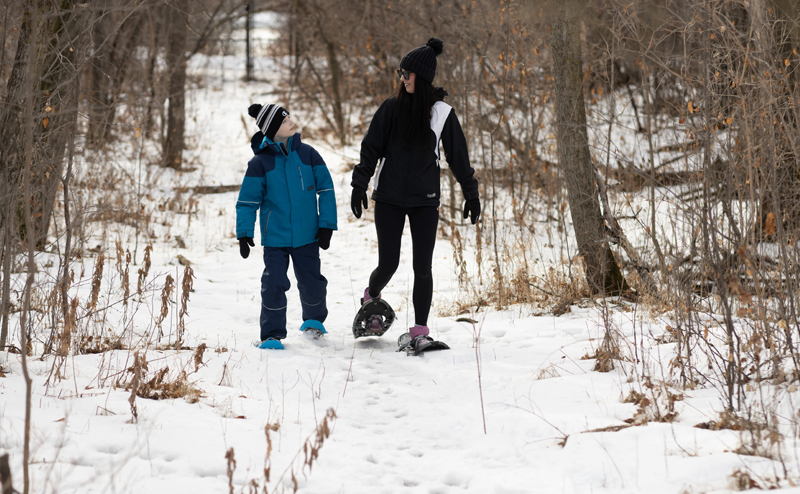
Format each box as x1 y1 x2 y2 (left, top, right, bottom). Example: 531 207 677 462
173 185 241 195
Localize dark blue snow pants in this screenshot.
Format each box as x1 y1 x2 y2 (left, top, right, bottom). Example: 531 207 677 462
260 242 327 341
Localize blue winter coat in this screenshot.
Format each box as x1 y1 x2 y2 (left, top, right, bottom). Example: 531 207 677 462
236 132 337 248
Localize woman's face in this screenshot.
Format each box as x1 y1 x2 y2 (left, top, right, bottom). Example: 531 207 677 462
274 114 296 141
401 70 416 94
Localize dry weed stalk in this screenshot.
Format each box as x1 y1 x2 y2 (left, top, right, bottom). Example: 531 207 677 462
115 240 131 306
136 243 152 295
475 218 483 284
115 240 124 277
122 250 130 306
176 265 195 346
301 408 336 474
263 422 277 483
594 308 622 373
256 408 336 493
87 251 105 314
58 297 79 358
128 351 143 423
225 448 236 494
459 315 487 434
193 343 207 372
449 221 468 286
155 274 175 340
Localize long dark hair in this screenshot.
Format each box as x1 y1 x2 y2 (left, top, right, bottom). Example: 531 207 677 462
392 78 436 150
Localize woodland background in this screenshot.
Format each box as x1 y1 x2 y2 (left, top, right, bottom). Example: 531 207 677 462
3 0 800 492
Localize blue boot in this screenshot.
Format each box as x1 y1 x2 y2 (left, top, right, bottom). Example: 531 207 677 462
258 337 285 350
299 320 327 339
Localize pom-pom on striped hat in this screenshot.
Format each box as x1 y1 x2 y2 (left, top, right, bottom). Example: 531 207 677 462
247 103 288 141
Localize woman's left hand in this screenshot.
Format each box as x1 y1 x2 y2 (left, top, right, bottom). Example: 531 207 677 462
463 198 481 225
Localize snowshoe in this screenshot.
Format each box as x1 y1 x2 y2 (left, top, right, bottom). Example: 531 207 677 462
397 333 450 356
352 298 395 338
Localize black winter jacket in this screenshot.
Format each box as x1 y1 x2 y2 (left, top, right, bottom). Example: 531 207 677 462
351 89 479 208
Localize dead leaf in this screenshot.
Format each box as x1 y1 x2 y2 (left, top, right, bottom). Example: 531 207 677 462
765 212 776 236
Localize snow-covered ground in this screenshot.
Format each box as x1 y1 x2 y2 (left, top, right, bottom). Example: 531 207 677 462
3 54 800 494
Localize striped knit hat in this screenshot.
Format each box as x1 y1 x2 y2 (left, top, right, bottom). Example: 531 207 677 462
247 103 288 141
400 38 444 84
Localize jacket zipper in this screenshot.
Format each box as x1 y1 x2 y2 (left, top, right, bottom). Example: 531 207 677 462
298 167 304 190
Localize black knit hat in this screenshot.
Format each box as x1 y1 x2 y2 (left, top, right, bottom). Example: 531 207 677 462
400 38 444 84
247 103 288 141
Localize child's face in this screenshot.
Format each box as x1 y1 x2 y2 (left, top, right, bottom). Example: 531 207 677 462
274 115 297 141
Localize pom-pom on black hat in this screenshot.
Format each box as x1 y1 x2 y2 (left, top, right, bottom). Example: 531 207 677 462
248 103 288 141
400 38 444 84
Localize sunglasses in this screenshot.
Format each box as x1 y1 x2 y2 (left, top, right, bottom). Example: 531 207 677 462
396 68 411 80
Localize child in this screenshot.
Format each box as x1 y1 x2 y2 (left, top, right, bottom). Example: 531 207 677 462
236 103 337 349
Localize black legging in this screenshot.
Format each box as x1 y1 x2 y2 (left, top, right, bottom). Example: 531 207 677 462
368 202 439 326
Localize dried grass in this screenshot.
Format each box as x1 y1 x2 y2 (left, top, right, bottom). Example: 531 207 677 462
118 351 204 408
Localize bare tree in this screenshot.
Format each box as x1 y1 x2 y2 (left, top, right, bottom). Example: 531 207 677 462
87 3 145 148
163 0 188 168
550 0 628 295
1 0 89 246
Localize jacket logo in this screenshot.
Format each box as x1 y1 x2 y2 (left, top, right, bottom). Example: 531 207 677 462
427 193 436 198
307 186 313 191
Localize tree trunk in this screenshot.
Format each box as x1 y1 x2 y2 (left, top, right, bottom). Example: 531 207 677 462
754 0 800 238
0 0 88 248
163 0 188 169
87 8 112 147
324 39 346 146
0 224 11 350
550 0 628 296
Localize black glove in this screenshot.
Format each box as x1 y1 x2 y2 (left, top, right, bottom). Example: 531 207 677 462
351 186 369 219
238 237 255 258
463 198 481 225
315 227 333 250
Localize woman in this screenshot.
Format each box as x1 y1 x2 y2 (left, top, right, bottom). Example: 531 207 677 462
350 38 481 352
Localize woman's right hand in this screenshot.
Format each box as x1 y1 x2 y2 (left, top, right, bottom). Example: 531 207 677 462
351 187 368 218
